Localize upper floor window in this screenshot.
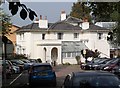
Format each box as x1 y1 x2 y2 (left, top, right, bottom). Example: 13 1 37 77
57 33 63 40
20 33 24 40
42 34 45 40
97 33 103 40
74 33 79 38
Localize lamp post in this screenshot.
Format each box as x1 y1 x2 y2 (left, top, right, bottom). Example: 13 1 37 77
2 35 8 86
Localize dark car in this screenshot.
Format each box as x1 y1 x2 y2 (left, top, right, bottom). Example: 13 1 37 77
112 64 120 78
21 59 33 70
92 58 112 70
82 58 102 70
28 63 56 87
10 60 25 72
102 58 120 72
62 71 120 88
2 60 13 79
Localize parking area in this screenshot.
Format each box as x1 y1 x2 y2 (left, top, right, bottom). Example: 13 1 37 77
1 58 120 88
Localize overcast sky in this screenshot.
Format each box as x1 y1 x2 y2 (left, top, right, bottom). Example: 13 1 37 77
2 1 77 27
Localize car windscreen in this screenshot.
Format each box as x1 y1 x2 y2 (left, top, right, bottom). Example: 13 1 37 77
73 75 120 88
33 65 52 71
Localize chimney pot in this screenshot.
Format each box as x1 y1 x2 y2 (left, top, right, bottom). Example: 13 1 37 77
61 10 65 14
45 16 47 20
35 17 39 21
40 15 42 19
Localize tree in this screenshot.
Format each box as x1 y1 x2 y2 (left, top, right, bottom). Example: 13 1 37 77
81 49 100 63
0 8 12 35
89 2 118 22
0 0 37 21
70 2 92 22
105 2 120 46
75 56 81 65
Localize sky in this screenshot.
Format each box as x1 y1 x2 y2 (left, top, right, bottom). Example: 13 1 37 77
1 0 119 27
1 1 77 27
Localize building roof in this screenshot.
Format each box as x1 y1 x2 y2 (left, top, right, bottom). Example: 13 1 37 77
17 16 109 33
95 22 116 29
89 24 108 31
65 16 82 23
62 41 88 52
49 21 82 30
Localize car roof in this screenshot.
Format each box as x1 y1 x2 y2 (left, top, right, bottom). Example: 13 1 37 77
72 71 115 77
32 63 51 67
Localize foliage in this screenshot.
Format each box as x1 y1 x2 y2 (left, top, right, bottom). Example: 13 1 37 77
8 54 27 60
75 56 80 65
88 2 118 22
63 62 71 65
0 8 12 35
106 2 120 46
70 2 91 22
81 49 100 59
8 2 37 20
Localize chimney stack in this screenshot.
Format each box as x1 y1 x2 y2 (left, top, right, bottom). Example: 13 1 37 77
39 15 48 28
34 17 39 23
81 17 89 30
60 10 66 21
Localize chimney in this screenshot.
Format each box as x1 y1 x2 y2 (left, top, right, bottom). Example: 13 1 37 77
39 15 48 28
81 17 89 30
34 17 39 23
60 10 66 21
40 15 42 19
45 16 47 20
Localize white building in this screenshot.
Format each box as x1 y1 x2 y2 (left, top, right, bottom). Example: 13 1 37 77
16 11 110 64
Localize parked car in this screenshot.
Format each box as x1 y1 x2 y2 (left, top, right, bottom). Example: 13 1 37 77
112 64 120 78
62 71 120 88
28 59 39 63
28 63 56 87
21 59 33 70
2 60 13 79
91 58 112 70
81 58 102 70
102 58 120 72
10 60 25 72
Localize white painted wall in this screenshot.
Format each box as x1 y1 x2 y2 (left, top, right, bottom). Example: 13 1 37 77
16 29 110 64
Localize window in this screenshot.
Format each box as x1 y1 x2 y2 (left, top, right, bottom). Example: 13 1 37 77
57 33 63 39
98 33 103 40
67 53 71 57
74 33 79 38
62 53 66 58
42 34 45 40
22 33 24 39
20 34 22 40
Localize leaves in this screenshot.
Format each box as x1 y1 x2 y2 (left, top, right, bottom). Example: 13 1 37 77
8 2 37 21
9 2 14 10
20 9 27 20
29 9 37 21
11 4 18 15
70 2 91 22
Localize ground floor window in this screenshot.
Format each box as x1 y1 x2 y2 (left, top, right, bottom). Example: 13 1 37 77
62 52 81 58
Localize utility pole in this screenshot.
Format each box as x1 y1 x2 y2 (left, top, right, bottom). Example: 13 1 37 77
2 35 8 87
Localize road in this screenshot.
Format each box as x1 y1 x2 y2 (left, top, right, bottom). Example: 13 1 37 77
2 65 81 88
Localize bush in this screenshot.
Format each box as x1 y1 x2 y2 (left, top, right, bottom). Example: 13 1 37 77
75 56 80 65
63 62 71 65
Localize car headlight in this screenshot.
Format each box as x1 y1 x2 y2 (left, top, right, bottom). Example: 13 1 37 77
104 66 109 70
89 65 92 67
93 65 99 67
